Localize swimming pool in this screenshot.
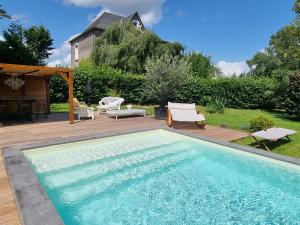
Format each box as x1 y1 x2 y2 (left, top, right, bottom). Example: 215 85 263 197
23 129 300 225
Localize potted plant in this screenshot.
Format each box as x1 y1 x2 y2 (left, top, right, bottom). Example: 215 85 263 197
145 54 190 119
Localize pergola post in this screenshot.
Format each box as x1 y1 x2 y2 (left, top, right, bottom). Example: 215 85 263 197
68 72 74 124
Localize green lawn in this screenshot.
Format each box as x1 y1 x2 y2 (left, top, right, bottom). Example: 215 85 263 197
50 103 300 158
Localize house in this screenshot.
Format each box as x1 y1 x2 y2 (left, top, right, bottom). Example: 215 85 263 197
69 12 144 67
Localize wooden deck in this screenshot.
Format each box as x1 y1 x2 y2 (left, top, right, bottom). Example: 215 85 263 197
0 113 247 225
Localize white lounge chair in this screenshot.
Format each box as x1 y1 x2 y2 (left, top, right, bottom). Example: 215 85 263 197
251 128 296 151
97 97 124 114
166 102 206 127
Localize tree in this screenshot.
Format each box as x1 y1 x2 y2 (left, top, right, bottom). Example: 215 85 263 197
247 51 282 77
293 0 300 19
284 72 300 117
185 52 217 78
144 54 190 108
0 5 10 19
25 25 54 64
92 22 184 73
248 0 300 76
0 23 53 65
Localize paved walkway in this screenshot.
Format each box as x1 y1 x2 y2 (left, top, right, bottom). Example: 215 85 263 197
0 113 247 224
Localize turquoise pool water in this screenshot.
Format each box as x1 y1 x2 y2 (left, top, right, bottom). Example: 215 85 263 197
24 130 300 225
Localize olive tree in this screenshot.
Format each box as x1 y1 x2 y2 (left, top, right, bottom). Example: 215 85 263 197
145 54 190 108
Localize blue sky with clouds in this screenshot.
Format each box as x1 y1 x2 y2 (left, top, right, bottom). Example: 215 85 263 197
0 0 296 75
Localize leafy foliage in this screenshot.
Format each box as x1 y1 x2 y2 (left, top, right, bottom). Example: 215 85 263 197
284 72 300 117
0 5 10 19
24 26 54 64
294 0 300 19
51 61 276 111
247 0 300 114
0 23 53 65
175 77 276 109
185 52 218 78
249 116 275 132
248 1 300 77
92 23 184 73
50 62 146 104
206 99 225 114
144 54 190 107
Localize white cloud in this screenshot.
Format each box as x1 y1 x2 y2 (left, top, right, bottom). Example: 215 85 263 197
63 0 166 26
0 35 4 41
216 61 250 76
47 33 79 67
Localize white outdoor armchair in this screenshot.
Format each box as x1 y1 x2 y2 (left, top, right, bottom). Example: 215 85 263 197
97 97 124 114
74 106 95 120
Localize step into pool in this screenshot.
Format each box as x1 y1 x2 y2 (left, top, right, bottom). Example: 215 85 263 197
23 129 300 225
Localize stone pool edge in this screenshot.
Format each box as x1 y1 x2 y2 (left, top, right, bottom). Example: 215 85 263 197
2 126 300 225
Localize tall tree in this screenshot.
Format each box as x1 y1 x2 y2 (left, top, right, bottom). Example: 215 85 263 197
92 22 184 73
0 23 53 65
25 25 54 64
185 52 217 78
248 0 300 77
0 5 10 19
293 0 300 19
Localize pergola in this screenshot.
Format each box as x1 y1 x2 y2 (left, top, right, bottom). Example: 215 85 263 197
0 63 74 124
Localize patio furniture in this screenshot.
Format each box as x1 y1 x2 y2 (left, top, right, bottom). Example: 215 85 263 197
74 106 95 120
251 127 296 151
18 103 33 122
35 102 48 120
73 97 88 108
166 102 206 127
0 104 8 121
97 97 124 114
106 109 145 119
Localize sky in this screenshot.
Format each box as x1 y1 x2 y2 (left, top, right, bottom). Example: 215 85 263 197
0 0 296 75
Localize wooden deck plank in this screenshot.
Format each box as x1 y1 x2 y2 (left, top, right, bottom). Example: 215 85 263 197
0 114 246 225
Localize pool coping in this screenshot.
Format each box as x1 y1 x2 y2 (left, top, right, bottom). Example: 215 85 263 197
2 126 300 225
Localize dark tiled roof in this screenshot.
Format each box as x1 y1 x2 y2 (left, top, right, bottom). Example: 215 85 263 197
70 11 143 43
84 12 124 32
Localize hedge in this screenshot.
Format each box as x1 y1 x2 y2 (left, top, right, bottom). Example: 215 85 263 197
50 66 276 109
174 77 276 109
50 65 146 104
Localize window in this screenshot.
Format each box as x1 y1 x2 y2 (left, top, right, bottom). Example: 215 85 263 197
132 20 138 27
75 43 79 61
132 20 142 29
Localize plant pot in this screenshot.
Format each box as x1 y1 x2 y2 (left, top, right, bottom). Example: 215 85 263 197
154 107 167 120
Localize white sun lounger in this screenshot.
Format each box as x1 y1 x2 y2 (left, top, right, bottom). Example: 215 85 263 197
106 109 145 119
166 102 206 127
251 128 296 151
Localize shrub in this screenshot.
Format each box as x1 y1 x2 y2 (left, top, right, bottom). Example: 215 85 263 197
50 75 68 103
144 54 190 107
249 116 275 132
284 72 300 117
206 99 224 114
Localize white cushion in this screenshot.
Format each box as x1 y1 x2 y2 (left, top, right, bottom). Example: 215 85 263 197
168 102 205 122
168 102 196 110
